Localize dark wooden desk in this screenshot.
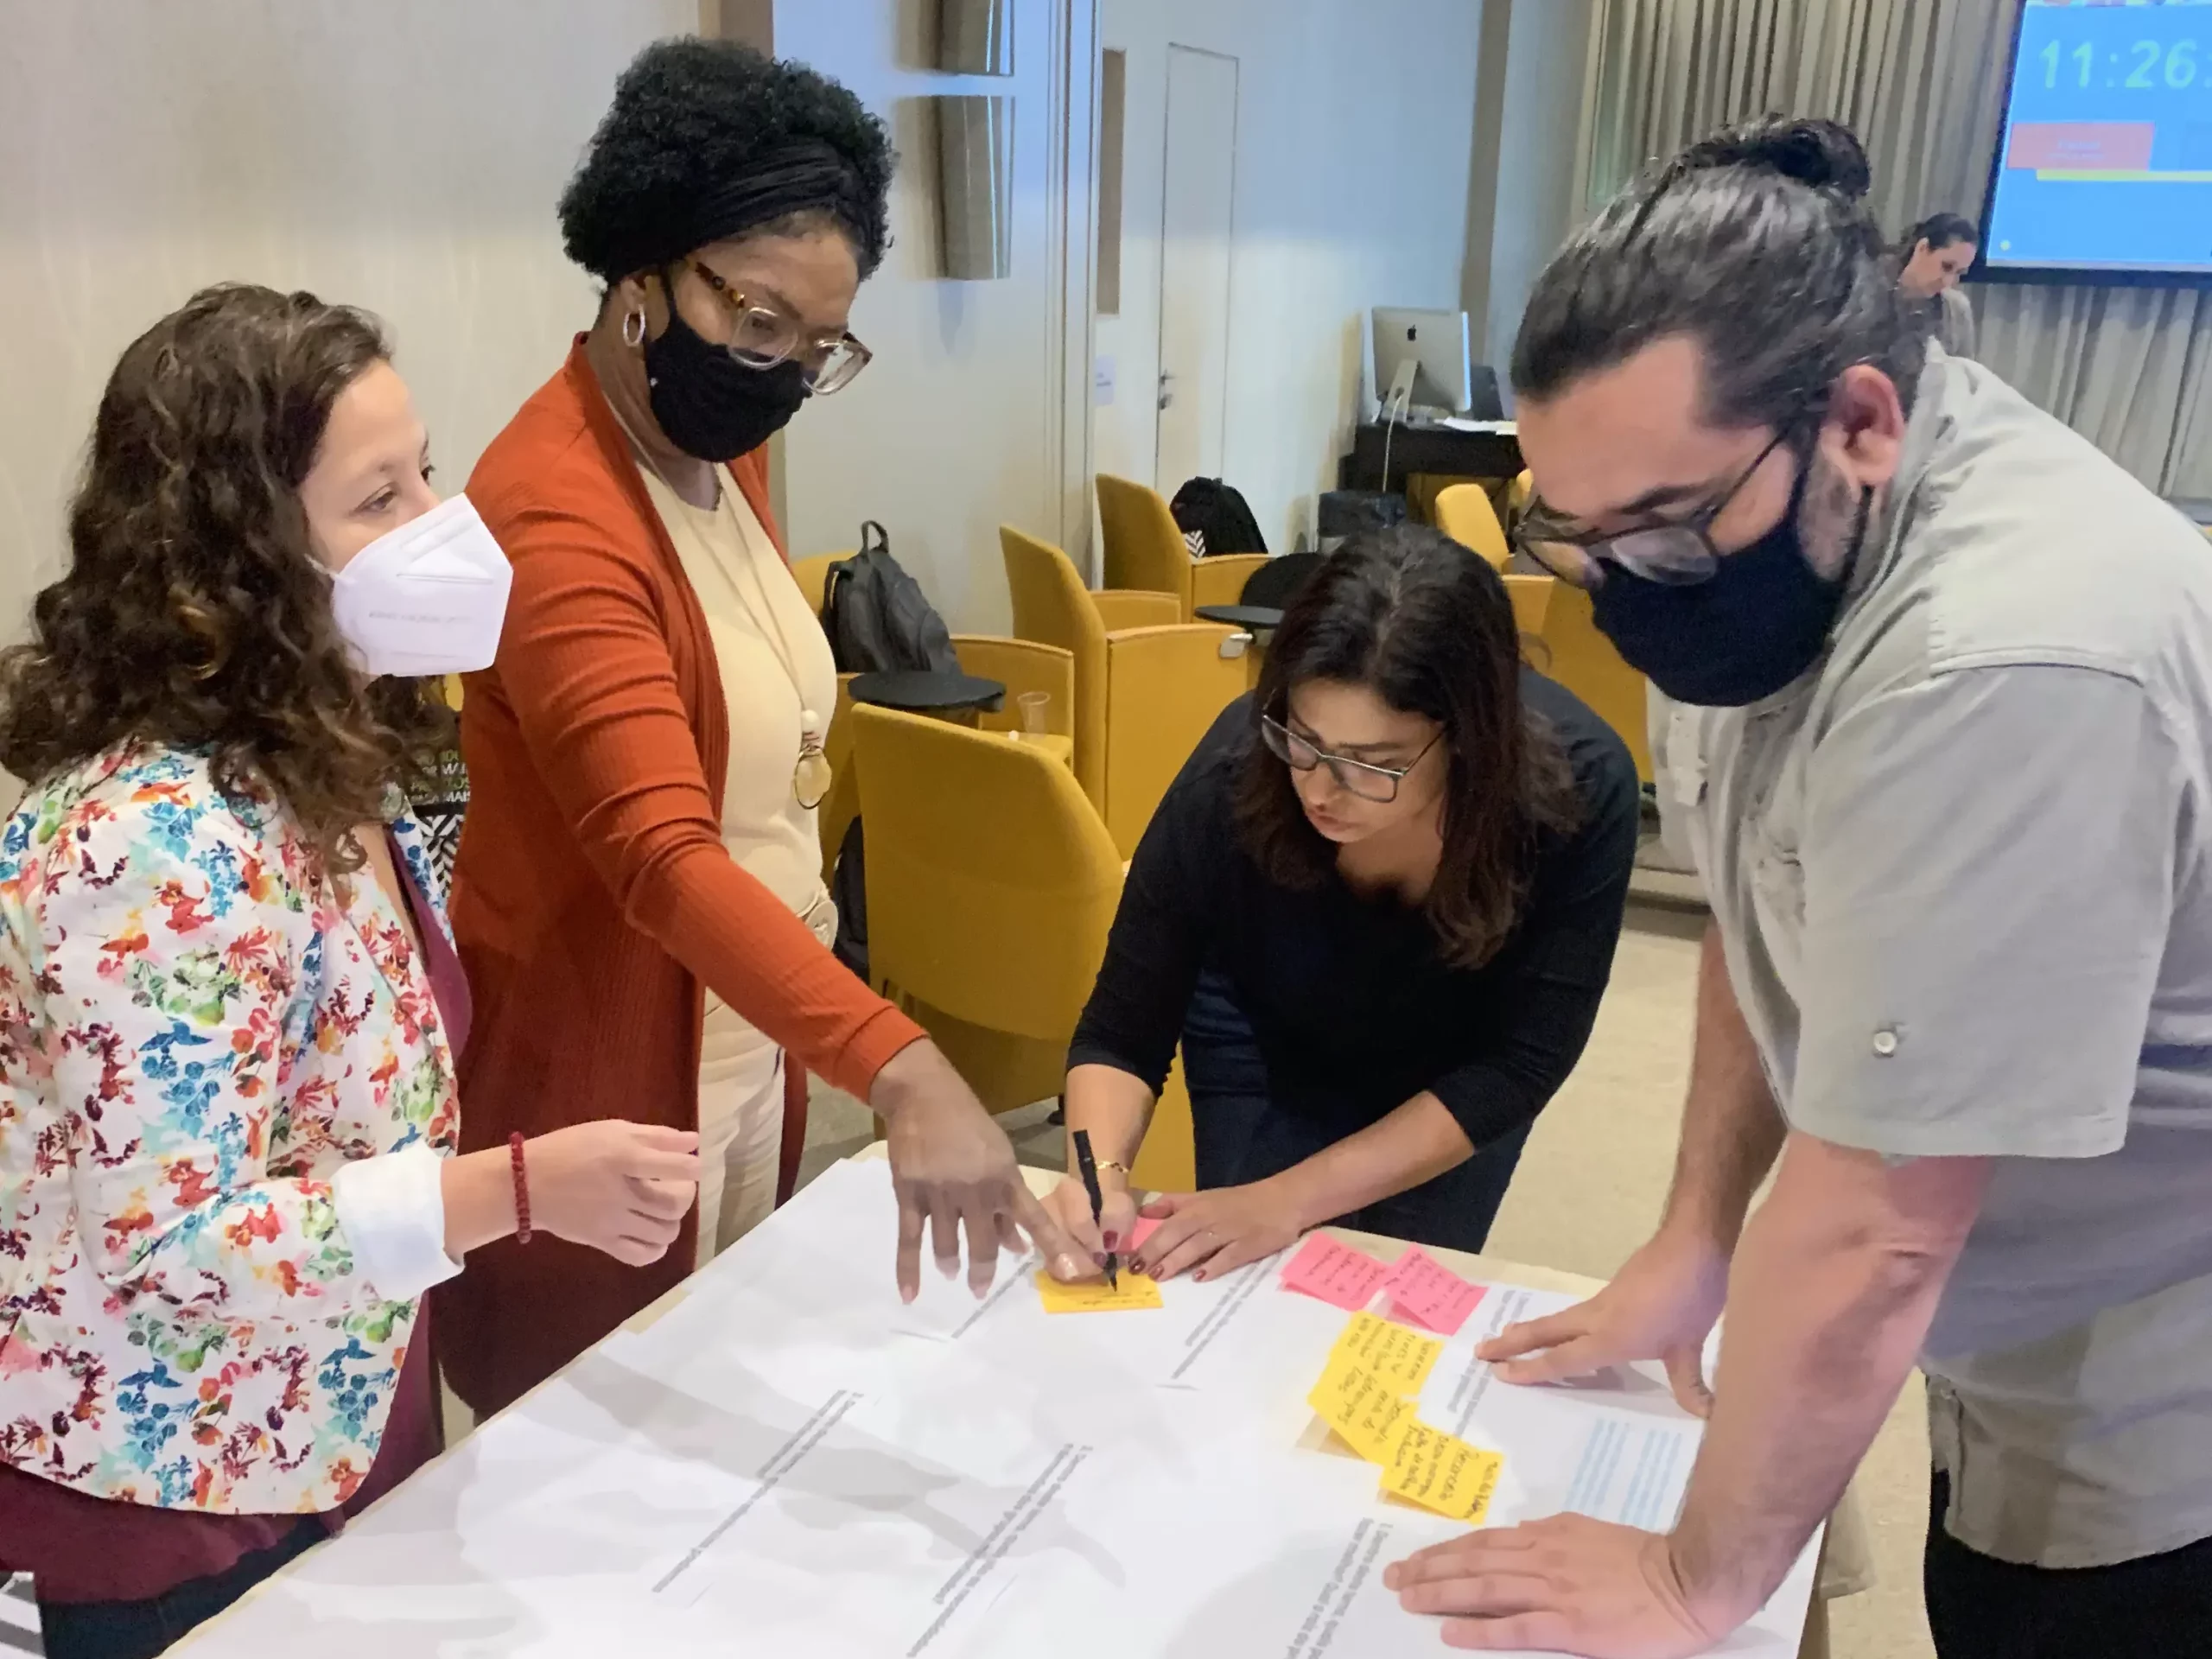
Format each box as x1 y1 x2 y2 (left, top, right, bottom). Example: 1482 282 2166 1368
849 671 1005 719
1340 421 1522 496
1194 603 1284 632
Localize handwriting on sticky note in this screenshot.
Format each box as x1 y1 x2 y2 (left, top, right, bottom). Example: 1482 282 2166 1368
1035 1268 1163 1314
1330 1311 1441 1395
1381 1247 1487 1336
1380 1424 1504 1522
1306 1359 1416 1465
1281 1234 1390 1311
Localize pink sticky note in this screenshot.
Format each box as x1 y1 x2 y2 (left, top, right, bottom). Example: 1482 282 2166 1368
1381 1247 1488 1336
1126 1216 1164 1254
1280 1234 1392 1311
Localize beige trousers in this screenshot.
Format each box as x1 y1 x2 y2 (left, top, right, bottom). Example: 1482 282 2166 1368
691 889 836 1269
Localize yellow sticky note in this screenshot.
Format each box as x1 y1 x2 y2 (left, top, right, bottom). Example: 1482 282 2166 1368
1306 1358 1417 1465
1330 1311 1441 1395
1035 1268 1164 1313
1379 1423 1504 1523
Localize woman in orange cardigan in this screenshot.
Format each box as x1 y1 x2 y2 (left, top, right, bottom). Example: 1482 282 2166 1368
444 40 1077 1417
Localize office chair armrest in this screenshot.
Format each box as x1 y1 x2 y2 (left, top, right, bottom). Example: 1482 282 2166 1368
950 635 1077 736
1503 574 1554 638
1188 554 1271 613
1091 588 1182 631
1096 625 1253 855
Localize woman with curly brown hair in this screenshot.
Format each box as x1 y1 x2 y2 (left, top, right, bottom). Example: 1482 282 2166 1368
445 38 1077 1419
0 283 698 1659
1046 525 1640 1281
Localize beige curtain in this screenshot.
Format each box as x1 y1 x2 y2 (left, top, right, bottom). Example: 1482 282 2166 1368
1579 0 2212 495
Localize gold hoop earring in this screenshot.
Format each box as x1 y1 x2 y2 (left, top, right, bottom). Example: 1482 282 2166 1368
621 308 646 348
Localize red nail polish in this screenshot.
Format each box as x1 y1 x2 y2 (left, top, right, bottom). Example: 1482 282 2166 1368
1102 1231 1118 1249
1193 1269 1207 1281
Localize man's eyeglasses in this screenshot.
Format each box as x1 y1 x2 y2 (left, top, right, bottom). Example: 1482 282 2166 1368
1516 429 1796 589
1261 715 1440 804
687 259 874 394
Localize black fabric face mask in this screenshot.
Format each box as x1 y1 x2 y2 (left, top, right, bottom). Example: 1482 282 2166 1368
1588 464 1867 709
643 304 811 461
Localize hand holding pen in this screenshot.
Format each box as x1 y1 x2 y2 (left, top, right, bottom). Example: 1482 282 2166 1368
1043 1131 1139 1281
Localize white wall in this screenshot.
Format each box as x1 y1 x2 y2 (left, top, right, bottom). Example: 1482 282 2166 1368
0 0 697 645
1096 0 1483 554
1481 0 1595 395
771 0 1094 632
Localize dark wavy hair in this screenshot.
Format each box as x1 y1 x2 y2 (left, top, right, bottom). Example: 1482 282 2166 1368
1904 211 1978 253
1514 115 1924 428
0 283 454 872
1233 525 1581 969
559 38 894 282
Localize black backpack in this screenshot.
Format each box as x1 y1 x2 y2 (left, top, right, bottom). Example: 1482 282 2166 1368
820 522 960 675
1169 477 1269 558
815 522 960 984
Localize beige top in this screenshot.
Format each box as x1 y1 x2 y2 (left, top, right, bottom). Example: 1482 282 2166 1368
1673 353 2212 1568
639 463 839 928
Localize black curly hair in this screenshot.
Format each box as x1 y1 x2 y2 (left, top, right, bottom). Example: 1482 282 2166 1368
559 38 894 284
1514 115 1925 428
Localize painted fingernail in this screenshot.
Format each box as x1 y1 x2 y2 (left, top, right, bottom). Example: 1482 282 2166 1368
1193 1269 1207 1282
1055 1255 1082 1280
1129 1260 1146 1275
1102 1230 1118 1249
1091 1250 1108 1267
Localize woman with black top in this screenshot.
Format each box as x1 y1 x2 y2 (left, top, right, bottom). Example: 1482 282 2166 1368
1046 524 1639 1281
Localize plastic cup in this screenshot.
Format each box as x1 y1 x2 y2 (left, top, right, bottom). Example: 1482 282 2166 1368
1018 690 1051 737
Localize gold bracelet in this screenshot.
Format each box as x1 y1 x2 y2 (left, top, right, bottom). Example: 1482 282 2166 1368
1097 1159 1129 1177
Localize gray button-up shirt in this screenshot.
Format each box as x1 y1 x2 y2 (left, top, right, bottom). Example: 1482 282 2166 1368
1671 352 2212 1567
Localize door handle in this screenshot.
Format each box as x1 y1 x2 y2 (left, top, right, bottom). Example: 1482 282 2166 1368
1158 371 1175 412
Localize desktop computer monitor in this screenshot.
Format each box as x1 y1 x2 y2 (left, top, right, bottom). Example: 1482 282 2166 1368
1372 308 1496 420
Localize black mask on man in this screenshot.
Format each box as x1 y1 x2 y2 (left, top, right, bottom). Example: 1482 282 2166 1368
644 302 811 461
1589 461 1867 708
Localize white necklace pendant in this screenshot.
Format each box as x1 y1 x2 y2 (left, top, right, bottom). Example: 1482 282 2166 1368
793 709 833 809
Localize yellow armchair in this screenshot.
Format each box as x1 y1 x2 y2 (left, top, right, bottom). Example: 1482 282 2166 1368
1095 472 1269 621
1532 579 1653 783
790 551 842 618
1090 589 1181 632
1002 525 1250 857
1433 483 1511 569
1131 1052 1198 1193
1503 573 1555 642
852 703 1124 1116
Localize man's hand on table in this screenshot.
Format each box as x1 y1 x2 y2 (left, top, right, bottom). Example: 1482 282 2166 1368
1477 1225 1730 1416
1388 1515 1735 1656
872 1041 1085 1300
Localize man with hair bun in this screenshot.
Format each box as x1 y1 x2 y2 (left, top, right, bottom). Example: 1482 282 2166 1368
1384 116 2212 1656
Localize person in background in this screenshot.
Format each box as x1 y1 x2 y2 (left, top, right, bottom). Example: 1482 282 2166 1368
0 285 696 1659
1388 117 2212 1658
445 38 1077 1419
1896 211 1979 359
1044 525 1638 1281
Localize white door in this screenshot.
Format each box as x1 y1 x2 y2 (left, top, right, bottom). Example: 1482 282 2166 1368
1153 44 1237 492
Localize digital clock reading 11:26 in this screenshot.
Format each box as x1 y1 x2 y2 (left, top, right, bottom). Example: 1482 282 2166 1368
2043 38 2200 91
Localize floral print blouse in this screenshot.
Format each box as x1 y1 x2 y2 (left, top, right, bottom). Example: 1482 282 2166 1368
0 744 459 1514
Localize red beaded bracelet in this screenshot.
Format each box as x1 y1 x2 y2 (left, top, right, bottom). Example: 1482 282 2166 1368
510 1131 532 1244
